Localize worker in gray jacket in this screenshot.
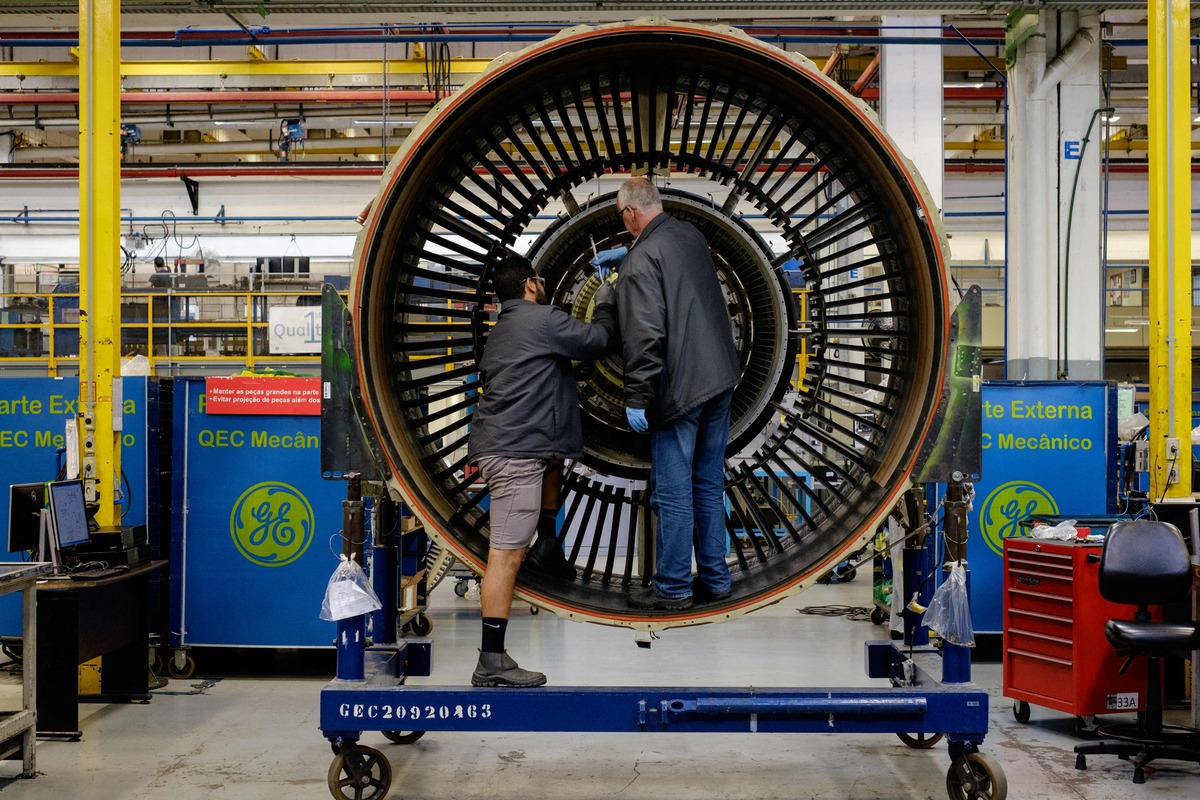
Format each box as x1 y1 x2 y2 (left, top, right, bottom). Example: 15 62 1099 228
466 254 617 686
592 176 741 611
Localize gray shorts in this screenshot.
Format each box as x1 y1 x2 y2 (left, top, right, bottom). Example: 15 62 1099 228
478 455 548 551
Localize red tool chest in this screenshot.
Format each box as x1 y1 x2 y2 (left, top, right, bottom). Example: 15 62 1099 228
1003 537 1149 721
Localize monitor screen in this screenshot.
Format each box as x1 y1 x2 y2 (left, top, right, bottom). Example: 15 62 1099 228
7 482 45 554
48 479 91 550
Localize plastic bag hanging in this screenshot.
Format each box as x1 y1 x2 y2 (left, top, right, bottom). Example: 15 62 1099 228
319 554 383 621
923 561 975 647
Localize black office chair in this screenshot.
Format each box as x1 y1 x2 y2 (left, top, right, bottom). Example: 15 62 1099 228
1074 519 1200 783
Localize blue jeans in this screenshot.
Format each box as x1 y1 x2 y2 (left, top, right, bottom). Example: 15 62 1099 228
649 389 733 598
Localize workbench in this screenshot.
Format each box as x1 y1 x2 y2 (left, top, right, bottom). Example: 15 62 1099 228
35 560 165 739
0 562 52 776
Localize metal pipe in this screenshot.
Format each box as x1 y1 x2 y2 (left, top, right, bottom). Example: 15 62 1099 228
9 162 1197 180
688 696 927 716
0 31 1011 49
12 137 404 160
0 89 440 105
336 473 366 682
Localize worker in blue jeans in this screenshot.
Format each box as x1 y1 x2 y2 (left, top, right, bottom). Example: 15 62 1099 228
592 177 740 610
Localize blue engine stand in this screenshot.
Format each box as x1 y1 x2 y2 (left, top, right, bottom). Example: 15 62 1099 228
319 481 1004 800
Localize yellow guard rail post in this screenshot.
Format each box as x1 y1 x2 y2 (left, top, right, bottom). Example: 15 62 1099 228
1147 0 1193 501
78 0 122 524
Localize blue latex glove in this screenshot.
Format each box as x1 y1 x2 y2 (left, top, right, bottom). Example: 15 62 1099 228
590 246 628 280
626 406 648 433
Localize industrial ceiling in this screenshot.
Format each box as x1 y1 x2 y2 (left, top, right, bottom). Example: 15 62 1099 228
0 3 1189 168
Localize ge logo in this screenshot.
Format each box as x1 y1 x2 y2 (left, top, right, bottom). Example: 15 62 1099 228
978 481 1058 556
230 481 314 567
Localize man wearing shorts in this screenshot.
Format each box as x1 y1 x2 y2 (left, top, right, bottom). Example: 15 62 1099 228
466 254 616 687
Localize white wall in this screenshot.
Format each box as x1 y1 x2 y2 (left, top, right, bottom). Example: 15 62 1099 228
0 169 1187 271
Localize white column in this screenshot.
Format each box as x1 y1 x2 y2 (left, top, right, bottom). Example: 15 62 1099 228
880 14 945 212
1057 12 1104 379
1007 10 1101 380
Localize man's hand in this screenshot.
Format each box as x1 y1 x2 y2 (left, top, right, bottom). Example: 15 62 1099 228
590 246 628 280
626 406 648 433
593 281 615 306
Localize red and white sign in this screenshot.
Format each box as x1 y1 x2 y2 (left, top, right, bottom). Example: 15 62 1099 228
205 376 322 416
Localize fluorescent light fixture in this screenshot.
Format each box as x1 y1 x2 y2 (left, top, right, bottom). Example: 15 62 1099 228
1106 115 1121 122
212 120 261 126
352 119 417 127
1105 328 1137 334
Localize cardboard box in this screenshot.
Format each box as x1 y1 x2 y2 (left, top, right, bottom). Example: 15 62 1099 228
400 568 426 613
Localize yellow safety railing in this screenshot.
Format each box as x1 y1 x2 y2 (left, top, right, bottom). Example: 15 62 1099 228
793 288 810 391
0 289 340 376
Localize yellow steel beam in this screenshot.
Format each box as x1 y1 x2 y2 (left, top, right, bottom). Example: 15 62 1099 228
0 54 1132 79
1147 0 1192 500
78 0 122 526
0 58 493 78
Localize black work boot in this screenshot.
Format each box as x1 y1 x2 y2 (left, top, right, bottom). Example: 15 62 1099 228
522 511 576 579
471 650 547 687
524 534 577 579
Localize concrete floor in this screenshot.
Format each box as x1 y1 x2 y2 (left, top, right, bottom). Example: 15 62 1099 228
0 579 1197 799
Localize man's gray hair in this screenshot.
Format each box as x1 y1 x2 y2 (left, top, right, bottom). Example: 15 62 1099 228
617 176 663 213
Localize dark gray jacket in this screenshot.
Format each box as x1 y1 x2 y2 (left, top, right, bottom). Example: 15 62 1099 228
616 213 740 428
467 296 616 462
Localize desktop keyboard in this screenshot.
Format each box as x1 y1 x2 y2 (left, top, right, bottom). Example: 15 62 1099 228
67 566 130 580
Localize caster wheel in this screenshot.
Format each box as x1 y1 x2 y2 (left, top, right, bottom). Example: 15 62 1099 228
166 653 196 680
150 651 164 676
838 567 857 582
382 730 425 745
870 606 888 625
946 752 1007 800
1012 701 1030 724
328 745 392 800
898 731 944 749
408 615 432 636
530 606 540 615
1075 754 1087 771
454 580 469 598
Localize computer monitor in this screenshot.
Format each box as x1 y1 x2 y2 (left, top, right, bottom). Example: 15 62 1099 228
7 482 46 554
48 479 91 552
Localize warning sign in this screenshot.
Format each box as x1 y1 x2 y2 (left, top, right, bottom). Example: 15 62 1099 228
205 376 321 416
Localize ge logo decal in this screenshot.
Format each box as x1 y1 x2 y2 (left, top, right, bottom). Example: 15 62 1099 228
230 481 314 567
978 481 1058 556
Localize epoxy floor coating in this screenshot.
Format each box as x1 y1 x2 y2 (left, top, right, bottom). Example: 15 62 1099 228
1 579 1197 799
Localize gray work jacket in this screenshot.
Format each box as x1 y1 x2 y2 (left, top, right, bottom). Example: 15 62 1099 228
615 213 740 428
467 297 616 462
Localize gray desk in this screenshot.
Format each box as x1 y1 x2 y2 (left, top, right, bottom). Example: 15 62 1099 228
0 562 52 776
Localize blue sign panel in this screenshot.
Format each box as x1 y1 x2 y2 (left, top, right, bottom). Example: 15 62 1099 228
0 377 151 528
170 378 341 647
970 381 1116 633
0 376 154 633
